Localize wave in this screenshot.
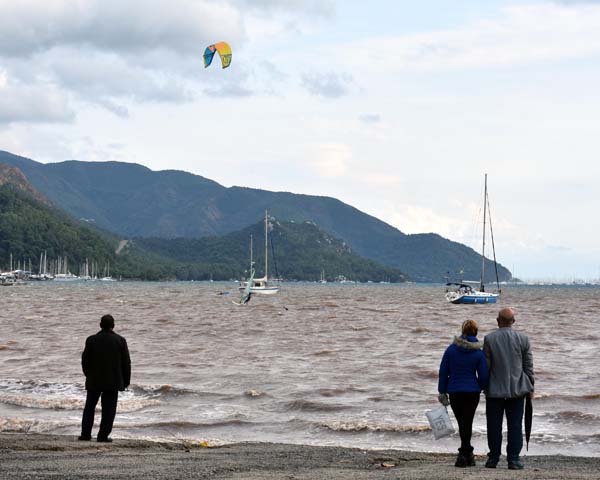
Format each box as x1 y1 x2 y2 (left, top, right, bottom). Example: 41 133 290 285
311 349 338 356
0 417 76 434
128 384 193 397
317 386 368 397
0 392 160 412
285 400 353 413
411 327 430 334
130 419 253 429
244 389 267 398
321 421 430 434
534 392 600 401
542 410 600 422
0 379 162 412
413 369 438 379
0 340 19 350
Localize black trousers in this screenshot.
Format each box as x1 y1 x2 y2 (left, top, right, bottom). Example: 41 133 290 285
449 392 480 454
81 390 118 440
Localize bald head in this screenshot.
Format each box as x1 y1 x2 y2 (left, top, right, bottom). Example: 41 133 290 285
497 307 515 327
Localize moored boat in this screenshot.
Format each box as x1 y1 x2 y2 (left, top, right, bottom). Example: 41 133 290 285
446 174 501 305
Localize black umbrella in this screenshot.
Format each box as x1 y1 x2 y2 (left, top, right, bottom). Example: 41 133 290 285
525 394 533 451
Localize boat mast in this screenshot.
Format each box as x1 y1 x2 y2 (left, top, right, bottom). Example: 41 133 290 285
480 173 487 291
250 234 253 272
264 210 268 282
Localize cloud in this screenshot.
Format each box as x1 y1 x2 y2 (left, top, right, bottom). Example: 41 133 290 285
204 84 254 98
332 4 600 73
0 83 74 125
311 143 351 177
301 72 353 98
231 0 335 17
0 0 309 119
359 113 381 124
557 0 600 4
0 0 244 57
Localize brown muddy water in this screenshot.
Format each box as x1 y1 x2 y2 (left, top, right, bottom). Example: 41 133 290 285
1 282 599 456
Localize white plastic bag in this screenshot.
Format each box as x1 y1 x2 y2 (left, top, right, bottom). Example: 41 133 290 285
426 405 455 439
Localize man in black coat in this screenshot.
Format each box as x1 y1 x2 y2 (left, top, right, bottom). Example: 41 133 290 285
79 314 131 442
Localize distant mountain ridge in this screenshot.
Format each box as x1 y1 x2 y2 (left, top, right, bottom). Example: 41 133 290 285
0 165 404 282
134 218 407 283
0 150 511 282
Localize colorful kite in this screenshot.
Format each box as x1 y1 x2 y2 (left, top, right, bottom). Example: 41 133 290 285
203 42 232 69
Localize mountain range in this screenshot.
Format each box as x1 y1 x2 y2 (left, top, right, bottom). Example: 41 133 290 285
0 163 405 281
0 150 511 282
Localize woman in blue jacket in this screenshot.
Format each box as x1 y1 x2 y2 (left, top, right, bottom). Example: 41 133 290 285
438 319 489 468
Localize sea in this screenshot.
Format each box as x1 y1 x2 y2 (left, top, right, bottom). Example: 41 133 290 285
1 282 599 456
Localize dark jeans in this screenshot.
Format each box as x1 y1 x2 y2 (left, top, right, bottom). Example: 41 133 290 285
486 396 525 462
449 392 480 454
81 390 118 440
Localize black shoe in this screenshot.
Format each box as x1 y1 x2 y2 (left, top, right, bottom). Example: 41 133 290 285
97 437 113 443
466 452 476 467
508 460 524 470
485 458 498 468
455 453 468 468
78 435 92 441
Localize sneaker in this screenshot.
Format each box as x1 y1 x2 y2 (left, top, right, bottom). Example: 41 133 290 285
508 460 524 470
455 453 468 468
97 437 113 443
78 435 91 441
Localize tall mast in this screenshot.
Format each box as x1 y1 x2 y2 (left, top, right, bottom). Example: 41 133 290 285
250 234 253 272
480 173 487 291
264 210 268 281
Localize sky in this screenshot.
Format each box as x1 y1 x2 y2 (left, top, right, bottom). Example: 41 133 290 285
1 0 599 280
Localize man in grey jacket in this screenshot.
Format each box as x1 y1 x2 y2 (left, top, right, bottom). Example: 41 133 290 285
483 307 534 470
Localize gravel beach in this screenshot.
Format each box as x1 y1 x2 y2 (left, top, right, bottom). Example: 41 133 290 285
1 434 599 479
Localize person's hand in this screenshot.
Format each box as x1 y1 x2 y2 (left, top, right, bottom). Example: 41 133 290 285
437 393 450 406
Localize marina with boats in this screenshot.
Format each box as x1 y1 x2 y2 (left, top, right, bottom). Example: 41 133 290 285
0 252 116 286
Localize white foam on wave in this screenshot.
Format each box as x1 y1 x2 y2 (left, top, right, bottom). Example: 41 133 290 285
0 392 160 412
0 417 77 433
0 379 161 412
321 420 431 433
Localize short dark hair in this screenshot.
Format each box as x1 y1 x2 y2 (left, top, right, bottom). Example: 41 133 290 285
100 314 115 329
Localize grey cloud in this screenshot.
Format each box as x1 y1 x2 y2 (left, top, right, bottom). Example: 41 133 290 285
231 0 335 17
48 49 193 103
359 114 382 124
0 1 244 57
0 0 299 117
0 84 75 125
301 72 353 98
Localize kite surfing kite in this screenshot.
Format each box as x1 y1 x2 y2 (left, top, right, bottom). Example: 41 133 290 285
204 42 232 69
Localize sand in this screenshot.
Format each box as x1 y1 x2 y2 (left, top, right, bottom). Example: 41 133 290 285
1 433 599 479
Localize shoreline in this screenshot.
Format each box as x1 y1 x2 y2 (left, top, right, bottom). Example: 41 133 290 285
2 433 600 479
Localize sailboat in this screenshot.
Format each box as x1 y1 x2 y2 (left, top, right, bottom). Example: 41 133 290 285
445 174 500 304
319 268 327 284
100 261 115 281
238 210 280 295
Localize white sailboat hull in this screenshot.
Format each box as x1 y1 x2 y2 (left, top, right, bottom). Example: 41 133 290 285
446 290 499 304
238 282 280 295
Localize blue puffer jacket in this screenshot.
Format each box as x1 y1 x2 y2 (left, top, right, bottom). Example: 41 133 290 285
438 335 489 394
